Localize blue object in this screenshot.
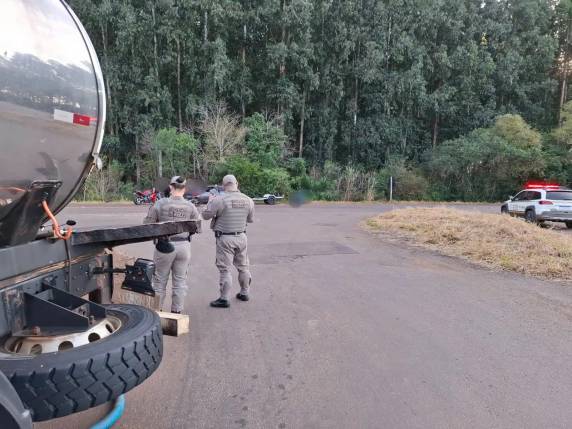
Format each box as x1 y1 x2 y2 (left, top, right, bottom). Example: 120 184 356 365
90 395 125 429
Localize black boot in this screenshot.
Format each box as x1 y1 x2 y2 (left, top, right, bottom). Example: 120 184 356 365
236 293 250 302
210 298 230 308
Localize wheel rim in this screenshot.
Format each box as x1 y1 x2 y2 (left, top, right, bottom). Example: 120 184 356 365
2 316 122 356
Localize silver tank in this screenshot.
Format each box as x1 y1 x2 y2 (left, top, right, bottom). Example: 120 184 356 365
0 0 106 219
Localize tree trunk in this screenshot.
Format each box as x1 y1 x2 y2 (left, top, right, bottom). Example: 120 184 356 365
432 114 439 148
559 17 572 124
151 3 159 79
176 36 183 129
278 0 287 117
157 150 163 178
204 10 208 43
100 22 113 135
203 10 209 98
353 40 360 126
241 22 247 118
135 135 141 186
299 87 306 157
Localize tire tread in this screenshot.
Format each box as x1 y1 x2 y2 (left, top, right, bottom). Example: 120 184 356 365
2 306 162 421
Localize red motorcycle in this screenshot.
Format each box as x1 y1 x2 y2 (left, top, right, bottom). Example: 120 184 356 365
133 188 161 205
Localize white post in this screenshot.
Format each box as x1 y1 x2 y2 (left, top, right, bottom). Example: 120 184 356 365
389 176 393 201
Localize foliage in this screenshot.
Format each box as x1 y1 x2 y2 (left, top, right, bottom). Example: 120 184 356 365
377 158 429 201
428 116 545 201
81 160 131 201
243 113 287 167
552 101 572 146
198 103 246 165
151 128 198 178
213 156 291 197
68 0 572 201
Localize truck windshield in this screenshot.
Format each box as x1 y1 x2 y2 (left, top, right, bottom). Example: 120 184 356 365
546 191 572 200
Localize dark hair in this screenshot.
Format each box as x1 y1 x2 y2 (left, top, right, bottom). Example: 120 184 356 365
170 177 186 190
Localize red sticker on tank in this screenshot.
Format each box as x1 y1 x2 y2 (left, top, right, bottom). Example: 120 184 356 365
73 113 91 126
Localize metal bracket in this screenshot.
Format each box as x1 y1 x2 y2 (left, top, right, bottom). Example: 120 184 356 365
121 259 155 296
92 258 155 297
12 285 106 337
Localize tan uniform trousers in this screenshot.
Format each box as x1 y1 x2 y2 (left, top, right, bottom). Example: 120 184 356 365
216 234 251 300
152 241 191 312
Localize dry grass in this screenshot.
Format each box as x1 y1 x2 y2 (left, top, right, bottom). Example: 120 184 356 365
366 208 572 280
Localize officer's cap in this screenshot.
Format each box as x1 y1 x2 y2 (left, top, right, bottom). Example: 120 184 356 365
170 176 186 186
222 174 238 186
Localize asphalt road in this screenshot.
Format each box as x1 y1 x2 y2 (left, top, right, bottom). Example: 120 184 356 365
38 202 572 429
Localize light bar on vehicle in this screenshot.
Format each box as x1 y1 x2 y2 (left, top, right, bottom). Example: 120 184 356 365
524 180 561 189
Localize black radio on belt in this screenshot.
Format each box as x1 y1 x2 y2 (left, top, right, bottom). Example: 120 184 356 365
122 258 156 296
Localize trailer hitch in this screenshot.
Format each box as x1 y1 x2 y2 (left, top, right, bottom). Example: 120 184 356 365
92 258 155 297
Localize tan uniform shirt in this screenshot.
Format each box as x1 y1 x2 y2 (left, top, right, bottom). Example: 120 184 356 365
143 196 200 239
202 190 255 233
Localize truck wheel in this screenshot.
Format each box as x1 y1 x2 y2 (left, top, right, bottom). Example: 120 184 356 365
0 304 162 422
266 196 276 205
566 222 572 229
525 209 537 224
501 205 508 215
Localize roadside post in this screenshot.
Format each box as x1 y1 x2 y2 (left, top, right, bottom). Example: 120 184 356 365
389 176 393 201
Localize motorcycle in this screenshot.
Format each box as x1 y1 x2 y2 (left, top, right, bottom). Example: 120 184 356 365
133 188 161 205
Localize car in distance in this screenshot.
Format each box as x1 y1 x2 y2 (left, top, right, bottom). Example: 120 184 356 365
501 182 572 227
185 185 224 205
252 193 284 205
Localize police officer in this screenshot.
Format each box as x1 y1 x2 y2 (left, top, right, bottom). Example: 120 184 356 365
143 176 200 313
202 174 254 308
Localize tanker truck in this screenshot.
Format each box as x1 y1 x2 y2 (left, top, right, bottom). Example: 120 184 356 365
0 1 198 426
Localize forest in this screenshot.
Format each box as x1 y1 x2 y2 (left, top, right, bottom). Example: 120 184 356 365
71 0 572 201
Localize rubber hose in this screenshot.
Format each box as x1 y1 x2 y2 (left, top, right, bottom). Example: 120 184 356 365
90 395 125 429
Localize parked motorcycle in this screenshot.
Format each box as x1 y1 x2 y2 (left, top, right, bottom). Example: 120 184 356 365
133 188 161 205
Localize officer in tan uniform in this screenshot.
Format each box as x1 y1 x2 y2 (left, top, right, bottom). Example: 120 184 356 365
143 176 200 313
202 174 254 308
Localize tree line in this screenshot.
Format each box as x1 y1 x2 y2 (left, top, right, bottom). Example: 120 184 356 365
72 0 572 201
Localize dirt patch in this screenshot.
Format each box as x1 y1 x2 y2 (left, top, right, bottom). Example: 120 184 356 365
365 207 572 280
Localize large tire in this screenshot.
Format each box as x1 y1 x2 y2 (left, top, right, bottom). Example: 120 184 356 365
501 205 508 215
266 195 276 205
0 304 162 422
525 209 537 224
566 221 572 229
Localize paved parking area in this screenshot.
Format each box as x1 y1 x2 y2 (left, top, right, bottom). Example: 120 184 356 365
39 202 572 428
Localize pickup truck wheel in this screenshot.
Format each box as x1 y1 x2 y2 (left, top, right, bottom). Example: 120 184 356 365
525 209 537 224
566 221 572 229
266 196 276 205
0 304 162 422
501 205 508 215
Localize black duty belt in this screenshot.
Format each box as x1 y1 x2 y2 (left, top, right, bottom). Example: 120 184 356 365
170 236 191 242
215 231 245 237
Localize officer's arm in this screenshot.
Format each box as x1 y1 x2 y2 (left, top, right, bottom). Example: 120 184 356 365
247 199 255 223
189 204 201 221
143 201 160 224
201 198 220 220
